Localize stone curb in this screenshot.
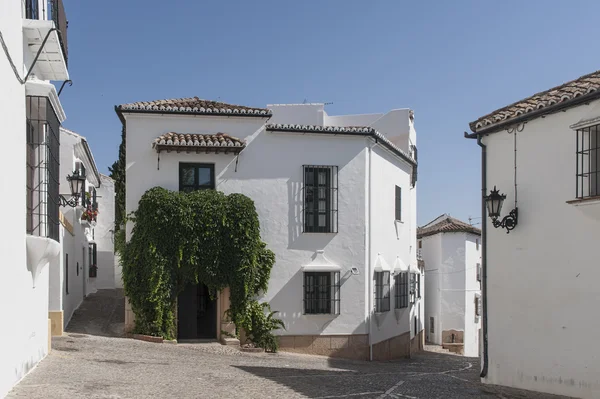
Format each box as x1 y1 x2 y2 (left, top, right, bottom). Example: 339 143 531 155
132 334 163 344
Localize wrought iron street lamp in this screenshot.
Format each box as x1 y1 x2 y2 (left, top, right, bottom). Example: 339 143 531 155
484 186 518 234
59 168 86 207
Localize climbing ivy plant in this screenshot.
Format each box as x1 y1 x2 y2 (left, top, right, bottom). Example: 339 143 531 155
122 187 276 341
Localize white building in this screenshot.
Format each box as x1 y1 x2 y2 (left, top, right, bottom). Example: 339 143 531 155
118 98 423 360
418 214 481 357
467 69 600 398
0 0 69 396
48 128 116 337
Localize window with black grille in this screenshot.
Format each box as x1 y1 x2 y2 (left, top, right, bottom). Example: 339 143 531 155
303 271 340 314
303 165 338 233
395 186 402 221
394 272 409 309
179 163 215 192
476 263 481 282
374 271 390 312
26 96 60 242
475 295 481 317
576 124 600 199
410 272 420 303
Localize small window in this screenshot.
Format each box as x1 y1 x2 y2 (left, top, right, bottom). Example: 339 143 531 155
430 316 435 334
395 186 402 221
303 165 338 233
476 238 480 251
65 253 69 295
76 261 79 276
374 271 390 312
410 272 420 303
179 163 215 192
394 272 409 309
475 294 482 317
418 240 422 249
576 124 599 199
476 263 481 282
303 271 340 314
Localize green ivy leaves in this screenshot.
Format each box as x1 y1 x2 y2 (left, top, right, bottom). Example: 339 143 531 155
122 187 276 341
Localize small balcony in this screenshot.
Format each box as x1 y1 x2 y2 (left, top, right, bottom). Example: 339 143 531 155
23 0 69 81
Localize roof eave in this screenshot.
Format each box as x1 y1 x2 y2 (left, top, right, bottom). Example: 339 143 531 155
467 89 600 137
153 145 245 154
115 107 272 120
266 127 417 167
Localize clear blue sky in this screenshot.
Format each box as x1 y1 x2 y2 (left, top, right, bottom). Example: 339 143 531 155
58 0 600 226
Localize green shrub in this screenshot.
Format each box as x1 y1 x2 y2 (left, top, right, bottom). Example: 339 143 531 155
238 301 285 352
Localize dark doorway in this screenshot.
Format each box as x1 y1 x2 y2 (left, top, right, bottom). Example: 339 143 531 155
177 283 217 340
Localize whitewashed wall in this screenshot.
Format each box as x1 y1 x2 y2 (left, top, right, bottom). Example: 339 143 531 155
481 99 600 398
422 234 442 344
125 114 369 336
0 2 47 396
369 145 419 344
95 174 115 289
463 233 481 357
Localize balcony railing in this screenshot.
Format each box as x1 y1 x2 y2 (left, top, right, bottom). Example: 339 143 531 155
49 0 68 65
416 248 423 261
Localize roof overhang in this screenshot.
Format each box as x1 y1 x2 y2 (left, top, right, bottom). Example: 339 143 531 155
71 136 101 187
153 144 245 155
23 19 69 81
25 79 66 122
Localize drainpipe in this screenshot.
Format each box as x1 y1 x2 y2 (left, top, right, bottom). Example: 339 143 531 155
367 140 377 361
468 132 488 378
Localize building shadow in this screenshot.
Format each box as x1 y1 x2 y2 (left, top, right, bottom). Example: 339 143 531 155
65 289 125 337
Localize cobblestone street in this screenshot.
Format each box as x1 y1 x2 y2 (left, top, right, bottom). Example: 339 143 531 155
6 291 572 399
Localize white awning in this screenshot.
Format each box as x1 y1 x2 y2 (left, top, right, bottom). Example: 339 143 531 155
373 253 391 272
301 250 341 272
23 19 69 81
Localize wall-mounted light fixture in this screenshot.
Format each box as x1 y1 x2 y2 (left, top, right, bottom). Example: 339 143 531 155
484 186 518 233
59 168 86 207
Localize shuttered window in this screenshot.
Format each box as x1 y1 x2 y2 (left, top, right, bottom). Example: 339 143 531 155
395 186 402 221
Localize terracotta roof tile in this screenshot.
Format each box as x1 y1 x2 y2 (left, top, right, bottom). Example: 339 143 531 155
152 132 245 153
469 70 600 132
265 123 416 166
116 97 271 117
417 215 481 238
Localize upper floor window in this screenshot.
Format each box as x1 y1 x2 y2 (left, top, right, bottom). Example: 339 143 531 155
476 238 479 251
26 96 60 242
410 272 421 303
395 186 402 221
179 163 215 192
303 165 338 233
576 124 599 199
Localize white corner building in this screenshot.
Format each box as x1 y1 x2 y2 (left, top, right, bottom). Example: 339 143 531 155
0 0 70 396
118 98 423 360
418 214 481 357
468 69 600 398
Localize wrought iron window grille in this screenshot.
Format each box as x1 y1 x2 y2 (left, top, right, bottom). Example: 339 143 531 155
26 96 60 242
303 271 340 315
576 123 600 199
374 271 391 312
302 165 338 233
394 272 409 309
409 272 420 304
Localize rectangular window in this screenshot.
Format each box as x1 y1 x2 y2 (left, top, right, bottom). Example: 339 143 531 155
576 124 600 199
475 295 481 317
179 163 215 192
430 316 435 334
418 240 422 249
65 253 69 295
303 272 340 314
410 272 420 303
26 96 60 242
303 165 338 233
476 263 481 282
394 272 409 309
395 186 402 221
476 238 479 251
374 271 391 312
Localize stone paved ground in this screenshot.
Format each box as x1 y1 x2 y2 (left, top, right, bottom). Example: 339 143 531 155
6 290 574 399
